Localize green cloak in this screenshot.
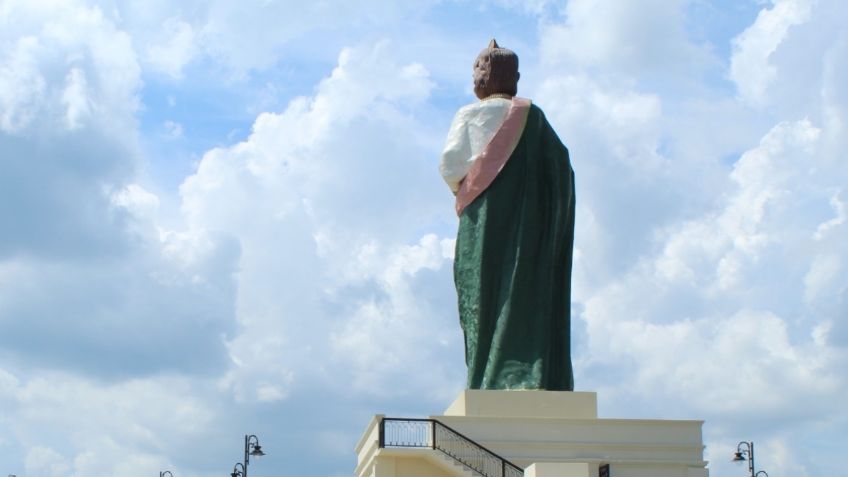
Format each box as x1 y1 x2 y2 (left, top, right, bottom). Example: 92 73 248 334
454 104 575 390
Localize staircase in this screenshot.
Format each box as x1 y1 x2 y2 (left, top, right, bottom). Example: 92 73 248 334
379 417 523 477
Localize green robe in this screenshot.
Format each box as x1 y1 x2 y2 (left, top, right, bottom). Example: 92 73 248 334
454 104 575 390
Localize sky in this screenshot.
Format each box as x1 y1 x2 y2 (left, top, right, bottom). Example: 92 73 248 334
1 0 846 476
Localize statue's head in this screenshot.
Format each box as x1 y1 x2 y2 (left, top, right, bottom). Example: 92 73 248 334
473 39 520 100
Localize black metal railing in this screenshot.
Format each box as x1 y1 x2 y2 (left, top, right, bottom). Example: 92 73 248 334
379 418 523 477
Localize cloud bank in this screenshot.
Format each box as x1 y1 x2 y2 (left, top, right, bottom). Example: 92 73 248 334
1 1 846 476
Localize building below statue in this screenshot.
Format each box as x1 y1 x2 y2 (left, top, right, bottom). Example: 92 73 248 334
355 390 709 477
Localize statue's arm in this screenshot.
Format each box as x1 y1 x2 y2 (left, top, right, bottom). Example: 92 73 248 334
439 108 473 195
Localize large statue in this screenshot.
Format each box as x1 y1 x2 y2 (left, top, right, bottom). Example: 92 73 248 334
440 40 575 391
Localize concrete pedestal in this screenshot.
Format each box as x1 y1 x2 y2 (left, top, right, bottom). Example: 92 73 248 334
526 463 591 477
355 390 709 477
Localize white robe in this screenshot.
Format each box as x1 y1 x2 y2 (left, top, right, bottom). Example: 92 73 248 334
439 98 511 194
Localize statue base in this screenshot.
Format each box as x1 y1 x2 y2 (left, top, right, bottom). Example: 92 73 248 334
444 389 597 419
355 390 709 477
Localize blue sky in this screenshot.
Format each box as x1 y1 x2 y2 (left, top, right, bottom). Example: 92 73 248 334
1 1 847 476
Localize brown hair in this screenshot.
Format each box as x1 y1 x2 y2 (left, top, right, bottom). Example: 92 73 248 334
482 39 519 97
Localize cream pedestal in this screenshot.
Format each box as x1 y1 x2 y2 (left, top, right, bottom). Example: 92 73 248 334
355 390 709 477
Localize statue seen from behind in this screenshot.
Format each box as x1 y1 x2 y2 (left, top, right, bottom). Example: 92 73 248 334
440 39 575 391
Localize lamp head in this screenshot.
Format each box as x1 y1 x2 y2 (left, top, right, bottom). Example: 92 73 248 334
733 451 746 462
250 444 265 457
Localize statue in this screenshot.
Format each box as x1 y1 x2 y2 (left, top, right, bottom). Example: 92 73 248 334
440 40 575 391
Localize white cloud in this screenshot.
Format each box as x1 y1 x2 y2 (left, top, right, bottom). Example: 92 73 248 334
111 183 161 218
730 0 815 105
540 0 712 76
0 2 138 256
163 119 184 138
3 370 215 477
821 30 848 145
0 0 238 379
0 36 46 133
586 307 839 417
105 0 441 78
814 192 846 240
489 0 554 15
804 254 841 304
534 73 674 288
574 116 847 439
61 67 92 129
534 4 848 474
25 446 71 477
2 0 848 475
146 18 198 79
198 1 438 73
180 41 459 404
329 234 458 397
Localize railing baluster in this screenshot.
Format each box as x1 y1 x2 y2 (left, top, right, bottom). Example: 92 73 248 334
379 417 523 477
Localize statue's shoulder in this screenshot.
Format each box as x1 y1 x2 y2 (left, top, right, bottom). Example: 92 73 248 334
527 102 556 127
452 101 482 121
457 101 489 115
453 100 503 124
526 100 544 116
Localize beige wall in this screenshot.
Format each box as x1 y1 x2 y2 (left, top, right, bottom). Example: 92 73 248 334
363 451 468 477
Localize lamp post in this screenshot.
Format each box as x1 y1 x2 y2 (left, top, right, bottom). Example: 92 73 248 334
733 441 768 477
230 462 246 477
160 471 174 477
230 434 265 477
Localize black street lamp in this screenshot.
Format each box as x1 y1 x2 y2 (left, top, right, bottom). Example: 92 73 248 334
733 441 769 477
230 462 245 477
160 471 174 477
230 434 265 477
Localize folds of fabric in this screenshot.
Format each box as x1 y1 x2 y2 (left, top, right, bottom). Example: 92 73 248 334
454 104 575 391
455 98 531 216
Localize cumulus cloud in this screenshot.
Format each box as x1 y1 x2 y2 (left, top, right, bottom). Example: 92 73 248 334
328 234 459 396
3 0 848 476
535 73 674 285
145 18 198 80
61 67 92 130
25 446 71 477
0 370 222 477
531 3 848 475
579 123 846 414
0 0 239 382
0 36 46 133
489 0 555 15
106 0 441 78
0 1 141 259
180 41 462 404
540 0 714 77
730 0 815 105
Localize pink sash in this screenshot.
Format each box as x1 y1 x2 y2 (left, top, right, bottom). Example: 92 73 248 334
455 97 531 216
